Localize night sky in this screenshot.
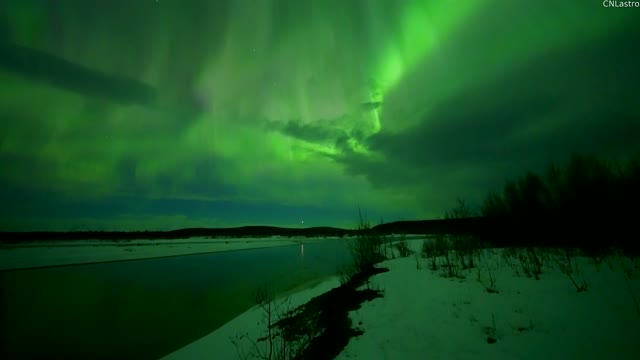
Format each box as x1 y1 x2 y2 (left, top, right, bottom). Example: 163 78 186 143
1 0 639 231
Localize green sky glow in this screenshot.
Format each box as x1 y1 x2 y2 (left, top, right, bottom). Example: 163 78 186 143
1 0 639 230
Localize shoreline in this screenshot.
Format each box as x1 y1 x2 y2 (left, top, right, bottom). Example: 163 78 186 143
0 238 332 271
0 235 425 271
164 242 640 360
161 275 344 360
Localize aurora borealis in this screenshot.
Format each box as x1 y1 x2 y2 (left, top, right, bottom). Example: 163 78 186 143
1 0 639 231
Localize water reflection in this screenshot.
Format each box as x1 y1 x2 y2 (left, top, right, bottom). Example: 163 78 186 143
0 238 351 360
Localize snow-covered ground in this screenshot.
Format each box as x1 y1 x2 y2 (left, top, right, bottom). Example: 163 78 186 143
0 237 330 271
162 277 344 360
164 240 640 360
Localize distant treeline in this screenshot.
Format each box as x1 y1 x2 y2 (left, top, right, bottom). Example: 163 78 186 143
0 226 358 243
2 152 637 251
1 220 494 243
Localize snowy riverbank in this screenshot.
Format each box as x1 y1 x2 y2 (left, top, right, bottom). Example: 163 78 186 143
0 237 329 271
164 240 640 360
0 234 423 271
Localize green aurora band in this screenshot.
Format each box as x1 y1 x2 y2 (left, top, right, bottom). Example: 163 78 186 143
0 0 638 230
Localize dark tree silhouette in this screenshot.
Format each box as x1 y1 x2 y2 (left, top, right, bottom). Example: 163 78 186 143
478 152 640 252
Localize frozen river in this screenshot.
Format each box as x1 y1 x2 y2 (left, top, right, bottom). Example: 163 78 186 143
0 238 352 359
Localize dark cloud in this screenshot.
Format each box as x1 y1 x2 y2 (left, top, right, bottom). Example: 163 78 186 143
368 94 560 171
113 155 240 202
0 0 229 116
334 134 353 154
267 119 348 144
361 101 382 111
337 24 640 209
0 42 157 105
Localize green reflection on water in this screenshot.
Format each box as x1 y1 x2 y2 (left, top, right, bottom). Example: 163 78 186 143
0 240 350 359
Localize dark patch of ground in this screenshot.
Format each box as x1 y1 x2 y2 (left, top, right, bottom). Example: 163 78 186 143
273 266 389 360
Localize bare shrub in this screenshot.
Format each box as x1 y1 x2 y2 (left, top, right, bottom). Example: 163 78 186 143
477 263 499 293
444 198 479 269
231 287 303 360
516 247 544 280
482 313 498 344
581 245 609 267
452 234 477 270
428 256 438 271
444 198 475 219
415 251 422 270
422 234 451 258
440 245 464 279
501 248 521 277
620 257 640 317
337 264 358 286
350 212 385 273
395 233 413 258
555 248 589 292
338 210 386 285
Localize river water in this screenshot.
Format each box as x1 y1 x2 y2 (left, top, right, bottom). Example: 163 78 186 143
0 238 352 359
